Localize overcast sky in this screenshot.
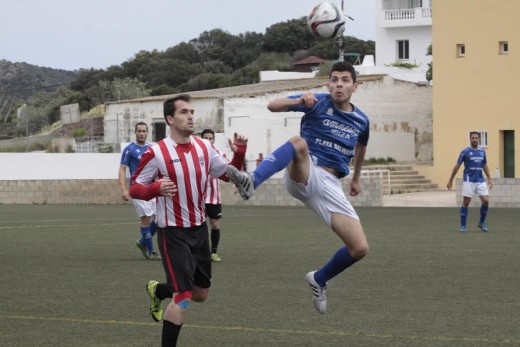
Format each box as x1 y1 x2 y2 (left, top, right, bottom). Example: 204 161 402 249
0 0 375 71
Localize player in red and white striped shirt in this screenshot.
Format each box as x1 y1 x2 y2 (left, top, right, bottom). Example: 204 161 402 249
201 128 237 263
129 94 247 346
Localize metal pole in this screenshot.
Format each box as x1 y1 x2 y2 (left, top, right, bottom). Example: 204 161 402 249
338 0 345 61
25 107 29 152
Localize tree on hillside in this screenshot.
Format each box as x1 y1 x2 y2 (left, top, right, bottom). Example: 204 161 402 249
3 16 375 138
164 42 201 64
97 78 150 103
263 18 315 53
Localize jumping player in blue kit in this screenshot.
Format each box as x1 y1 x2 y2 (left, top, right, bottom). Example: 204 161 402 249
447 131 493 233
226 61 370 314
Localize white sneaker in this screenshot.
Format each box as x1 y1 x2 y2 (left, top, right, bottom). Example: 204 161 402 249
225 165 255 200
305 271 328 314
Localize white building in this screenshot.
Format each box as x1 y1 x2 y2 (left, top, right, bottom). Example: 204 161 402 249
364 0 432 83
104 76 432 169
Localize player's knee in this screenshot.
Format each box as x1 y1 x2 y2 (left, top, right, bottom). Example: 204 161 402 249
210 219 220 229
289 136 307 153
174 291 192 310
191 288 209 302
352 243 369 260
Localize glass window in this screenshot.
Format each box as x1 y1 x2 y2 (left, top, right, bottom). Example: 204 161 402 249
499 41 509 54
397 40 409 60
471 130 488 148
456 44 465 57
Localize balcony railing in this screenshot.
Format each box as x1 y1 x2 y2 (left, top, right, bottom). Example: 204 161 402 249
379 7 432 27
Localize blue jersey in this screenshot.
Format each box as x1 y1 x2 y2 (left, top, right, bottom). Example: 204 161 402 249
456 146 487 183
120 141 152 183
287 93 370 178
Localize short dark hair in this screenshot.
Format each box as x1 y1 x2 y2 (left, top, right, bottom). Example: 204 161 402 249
470 131 480 138
329 61 357 83
201 129 215 138
163 94 191 124
134 121 148 131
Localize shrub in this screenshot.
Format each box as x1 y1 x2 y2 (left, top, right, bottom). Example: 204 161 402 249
73 128 86 137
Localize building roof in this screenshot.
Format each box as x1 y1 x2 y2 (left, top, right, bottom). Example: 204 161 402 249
106 75 385 105
293 56 326 65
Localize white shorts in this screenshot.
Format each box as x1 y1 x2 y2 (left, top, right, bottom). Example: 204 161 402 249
284 162 358 227
132 198 156 218
462 181 489 198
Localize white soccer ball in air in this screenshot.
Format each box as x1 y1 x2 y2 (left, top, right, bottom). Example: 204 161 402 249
307 2 345 41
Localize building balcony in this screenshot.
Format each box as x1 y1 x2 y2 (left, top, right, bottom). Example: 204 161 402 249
378 7 432 28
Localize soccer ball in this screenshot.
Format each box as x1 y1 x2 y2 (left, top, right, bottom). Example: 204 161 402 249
307 2 345 41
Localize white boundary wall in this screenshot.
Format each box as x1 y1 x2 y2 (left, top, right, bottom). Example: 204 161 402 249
0 153 121 180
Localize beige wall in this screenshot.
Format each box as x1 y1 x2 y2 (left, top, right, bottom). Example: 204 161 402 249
432 0 520 185
0 177 382 207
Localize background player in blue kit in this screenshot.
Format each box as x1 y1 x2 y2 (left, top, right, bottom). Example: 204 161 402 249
227 61 370 314
118 122 160 260
447 131 493 233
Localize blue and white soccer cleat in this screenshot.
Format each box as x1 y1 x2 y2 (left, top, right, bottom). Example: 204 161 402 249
459 225 467 233
136 240 151 259
225 165 255 200
478 222 488 232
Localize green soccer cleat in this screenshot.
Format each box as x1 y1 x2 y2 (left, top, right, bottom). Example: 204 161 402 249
146 280 163 322
136 240 151 259
150 251 162 261
211 253 222 262
459 225 467 233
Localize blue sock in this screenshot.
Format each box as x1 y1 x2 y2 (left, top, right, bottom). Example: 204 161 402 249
141 226 154 252
150 220 157 237
252 141 295 189
479 204 488 224
460 206 468 227
314 246 358 287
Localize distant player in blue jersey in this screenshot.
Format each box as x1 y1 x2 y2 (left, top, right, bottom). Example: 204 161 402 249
118 122 161 260
447 131 493 233
226 61 370 314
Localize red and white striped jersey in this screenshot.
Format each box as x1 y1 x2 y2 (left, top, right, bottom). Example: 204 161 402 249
204 147 228 205
132 136 228 228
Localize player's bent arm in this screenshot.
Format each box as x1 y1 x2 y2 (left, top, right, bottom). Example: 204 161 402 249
267 97 302 112
219 143 247 182
129 181 162 201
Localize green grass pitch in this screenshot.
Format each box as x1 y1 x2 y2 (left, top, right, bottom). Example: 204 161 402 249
0 204 518 346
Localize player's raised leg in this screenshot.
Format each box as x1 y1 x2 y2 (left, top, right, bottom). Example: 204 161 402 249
226 137 298 199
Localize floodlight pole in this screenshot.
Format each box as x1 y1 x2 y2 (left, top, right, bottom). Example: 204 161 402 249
337 0 345 61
